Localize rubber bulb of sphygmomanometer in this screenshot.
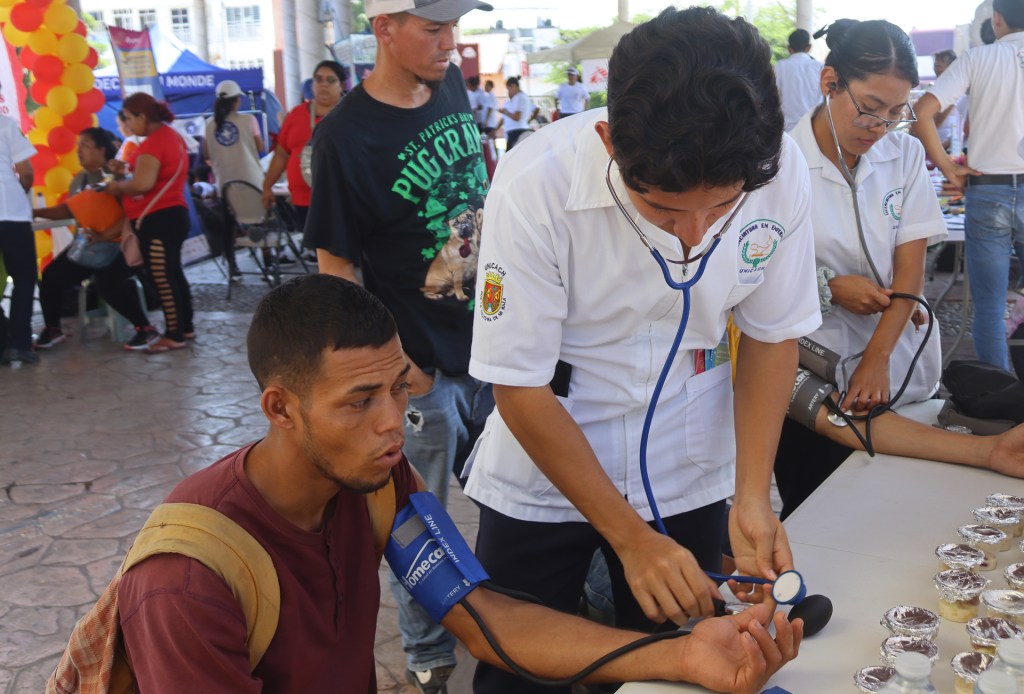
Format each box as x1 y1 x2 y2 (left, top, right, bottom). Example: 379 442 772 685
787 594 832 637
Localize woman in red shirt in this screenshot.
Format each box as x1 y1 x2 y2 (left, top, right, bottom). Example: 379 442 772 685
261 61 346 230
106 93 193 353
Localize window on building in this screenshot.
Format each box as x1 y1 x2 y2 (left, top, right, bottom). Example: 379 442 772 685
138 9 157 28
171 8 192 43
112 9 133 29
225 5 261 40
227 58 264 70
87 10 105 25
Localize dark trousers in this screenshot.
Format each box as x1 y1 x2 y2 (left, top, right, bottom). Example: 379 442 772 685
133 206 193 341
505 129 528 150
471 500 727 694
0 220 37 351
40 250 150 329
773 417 853 521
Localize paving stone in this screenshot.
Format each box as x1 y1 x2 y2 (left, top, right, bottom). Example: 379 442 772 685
215 425 270 447
10 655 60 693
3 565 93 608
90 466 183 496
12 459 118 486
120 481 181 510
7 483 85 505
0 668 13 692
34 495 121 537
40 539 121 567
0 527 51 577
84 554 124 597
62 508 151 540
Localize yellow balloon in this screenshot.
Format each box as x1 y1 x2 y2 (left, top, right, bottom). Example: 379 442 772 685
33 106 62 131
42 3 77 34
58 150 80 171
3 23 31 48
60 63 94 94
28 27 58 56
44 166 73 194
56 32 88 64
0 0 17 9
28 128 50 146
0 6 11 22
46 85 77 116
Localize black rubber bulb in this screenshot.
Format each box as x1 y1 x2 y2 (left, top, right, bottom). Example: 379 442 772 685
787 594 832 637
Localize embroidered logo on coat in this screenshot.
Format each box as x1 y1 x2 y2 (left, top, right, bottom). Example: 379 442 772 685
480 263 506 321
882 188 904 221
737 219 783 274
214 121 240 147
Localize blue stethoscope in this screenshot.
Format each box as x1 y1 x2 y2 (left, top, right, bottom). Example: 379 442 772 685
605 159 806 605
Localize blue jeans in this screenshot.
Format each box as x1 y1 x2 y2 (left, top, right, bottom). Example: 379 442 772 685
965 183 1024 369
387 371 494 672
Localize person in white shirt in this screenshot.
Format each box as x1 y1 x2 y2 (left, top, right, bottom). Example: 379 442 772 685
554 66 590 118
467 8 817 692
914 0 1024 371
482 79 498 135
499 76 533 150
931 50 967 154
774 29 824 131
466 75 486 130
0 117 38 365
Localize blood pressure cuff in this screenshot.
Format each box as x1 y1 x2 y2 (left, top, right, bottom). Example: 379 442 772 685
787 368 836 432
384 492 489 623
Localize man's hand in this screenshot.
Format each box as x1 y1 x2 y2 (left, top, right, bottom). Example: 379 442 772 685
841 353 891 411
618 527 723 624
828 275 892 315
939 160 982 192
261 188 276 209
679 603 803 694
405 361 436 397
728 500 793 592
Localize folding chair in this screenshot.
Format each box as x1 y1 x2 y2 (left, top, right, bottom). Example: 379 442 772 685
221 180 309 291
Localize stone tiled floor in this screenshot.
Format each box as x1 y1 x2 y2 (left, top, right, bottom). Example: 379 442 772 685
0 249 1008 694
0 256 478 693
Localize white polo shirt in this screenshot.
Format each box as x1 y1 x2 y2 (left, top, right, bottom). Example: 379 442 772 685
929 32 1024 174
466 109 821 523
0 117 36 222
503 92 532 132
555 81 590 115
774 52 824 132
790 112 946 403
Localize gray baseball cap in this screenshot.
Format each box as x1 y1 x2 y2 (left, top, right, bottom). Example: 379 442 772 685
366 0 493 22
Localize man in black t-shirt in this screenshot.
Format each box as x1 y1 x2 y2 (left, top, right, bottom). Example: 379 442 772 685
302 0 494 691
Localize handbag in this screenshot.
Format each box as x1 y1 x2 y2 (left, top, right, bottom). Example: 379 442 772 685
66 231 121 269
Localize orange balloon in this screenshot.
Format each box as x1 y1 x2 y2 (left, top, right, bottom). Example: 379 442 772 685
56 32 88 63
46 85 78 116
42 3 77 34
44 166 73 194
2 22 32 47
27 27 58 55
61 63 94 94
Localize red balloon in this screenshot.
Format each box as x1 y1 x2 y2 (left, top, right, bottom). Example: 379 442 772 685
83 47 98 69
32 145 59 174
73 21 87 36
33 55 64 83
10 4 44 32
19 47 39 71
30 80 55 106
63 110 93 133
48 126 77 154
24 0 53 8
77 88 105 113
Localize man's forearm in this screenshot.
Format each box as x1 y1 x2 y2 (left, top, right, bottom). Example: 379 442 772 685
912 94 953 173
316 250 359 283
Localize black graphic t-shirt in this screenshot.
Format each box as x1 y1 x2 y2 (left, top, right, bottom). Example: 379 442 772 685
304 65 489 374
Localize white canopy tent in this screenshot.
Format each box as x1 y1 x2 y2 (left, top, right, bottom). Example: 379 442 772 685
526 20 634 64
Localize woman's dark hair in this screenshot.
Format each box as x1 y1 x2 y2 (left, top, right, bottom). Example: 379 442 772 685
607 6 783 193
214 95 240 129
79 127 118 161
247 274 397 395
123 92 176 123
994 0 1024 31
313 60 348 84
822 19 919 88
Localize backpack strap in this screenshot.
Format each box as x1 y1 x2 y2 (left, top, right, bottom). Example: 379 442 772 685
366 476 396 561
122 503 281 670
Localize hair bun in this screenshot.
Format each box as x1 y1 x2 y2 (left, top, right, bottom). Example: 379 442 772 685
823 18 859 50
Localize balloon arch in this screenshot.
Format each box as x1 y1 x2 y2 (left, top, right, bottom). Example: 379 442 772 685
0 0 105 206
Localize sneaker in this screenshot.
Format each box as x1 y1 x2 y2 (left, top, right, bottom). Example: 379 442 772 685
2 347 40 365
124 326 160 351
34 327 66 350
405 666 454 694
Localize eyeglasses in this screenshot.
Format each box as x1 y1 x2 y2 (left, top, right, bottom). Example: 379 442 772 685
605 157 748 268
836 71 917 131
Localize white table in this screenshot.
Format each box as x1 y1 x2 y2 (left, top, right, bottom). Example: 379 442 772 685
620 403 1024 693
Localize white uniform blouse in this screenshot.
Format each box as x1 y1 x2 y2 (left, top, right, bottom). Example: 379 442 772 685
0 117 36 222
790 111 946 404
466 109 821 523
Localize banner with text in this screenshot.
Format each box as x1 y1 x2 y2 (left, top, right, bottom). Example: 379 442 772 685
0 38 29 130
107 26 165 100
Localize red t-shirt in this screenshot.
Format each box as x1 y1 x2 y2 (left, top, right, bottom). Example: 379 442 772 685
277 102 324 207
121 124 188 220
119 443 416 693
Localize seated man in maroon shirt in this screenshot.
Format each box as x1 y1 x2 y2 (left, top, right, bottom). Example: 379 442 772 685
118 274 803 693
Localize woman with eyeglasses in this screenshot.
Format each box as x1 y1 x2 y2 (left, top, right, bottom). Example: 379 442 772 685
261 61 347 231
774 19 947 517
